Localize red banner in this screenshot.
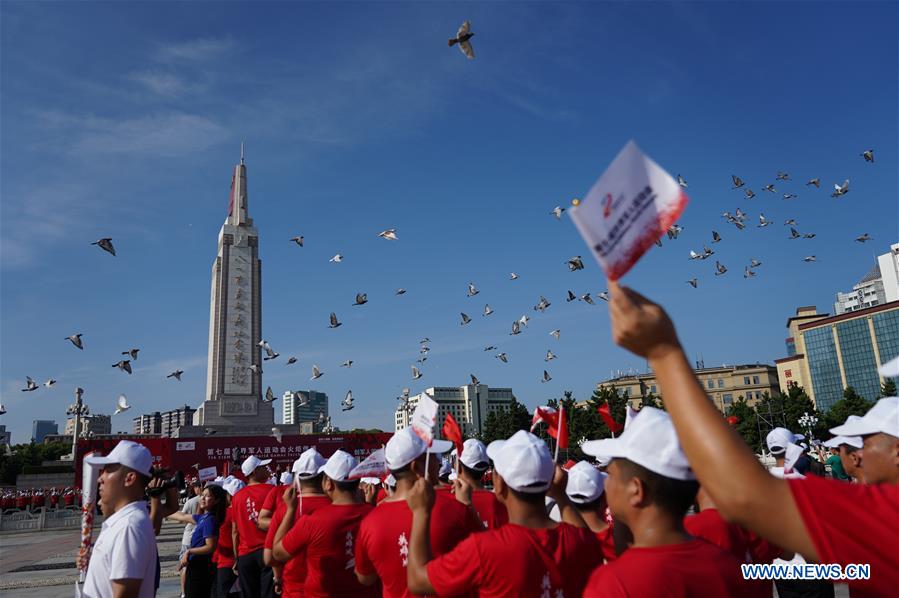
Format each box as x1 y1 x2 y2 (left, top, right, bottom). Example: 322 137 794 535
75 433 392 488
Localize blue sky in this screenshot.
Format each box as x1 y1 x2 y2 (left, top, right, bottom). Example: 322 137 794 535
1 1 896 444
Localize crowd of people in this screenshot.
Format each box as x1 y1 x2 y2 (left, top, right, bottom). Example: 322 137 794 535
75 281 897 597
0 486 82 511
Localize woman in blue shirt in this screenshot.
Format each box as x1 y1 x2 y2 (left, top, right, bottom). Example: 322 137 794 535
168 483 228 598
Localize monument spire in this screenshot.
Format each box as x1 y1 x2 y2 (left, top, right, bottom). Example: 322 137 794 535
227 145 251 227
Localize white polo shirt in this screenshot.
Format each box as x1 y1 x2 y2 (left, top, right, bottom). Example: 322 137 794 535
82 500 158 598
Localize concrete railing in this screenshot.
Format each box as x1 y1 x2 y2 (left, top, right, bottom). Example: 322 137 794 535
0 506 88 533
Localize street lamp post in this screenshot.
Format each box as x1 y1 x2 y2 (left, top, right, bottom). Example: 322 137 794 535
66 387 89 459
798 411 818 441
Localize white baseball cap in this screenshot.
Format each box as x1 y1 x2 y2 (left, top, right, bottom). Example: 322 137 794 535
829 397 899 438
822 435 863 449
292 448 327 479
565 461 607 504
582 407 695 481
765 427 795 456
360 477 381 486
438 459 452 478
879 355 899 377
279 472 294 485
319 449 358 482
486 430 554 493
241 455 272 477
385 427 453 470
85 440 152 477
224 478 245 496
460 438 489 470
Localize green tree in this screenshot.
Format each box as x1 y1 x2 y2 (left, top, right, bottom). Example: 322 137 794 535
758 386 826 439
881 377 897 398
726 398 760 452
481 397 531 445
587 385 628 440
824 387 875 430
0 441 71 485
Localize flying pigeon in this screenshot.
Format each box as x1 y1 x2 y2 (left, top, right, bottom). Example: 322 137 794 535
260 341 279 360
579 293 595 305
687 279 698 288
66 334 84 350
112 360 132 374
470 374 480 386
412 366 422 380
353 293 368 306
702 245 715 258
855 233 871 243
510 321 521 335
534 296 551 312
711 231 721 243
832 180 850 198
167 370 183 380
329 254 343 263
744 189 756 199
264 387 276 402
550 329 560 340
484 345 497 351
749 258 762 268
420 346 430 354
0 404 6 416
597 291 610 302
290 236 304 246
416 357 428 365
762 184 776 193
667 224 683 240
467 282 479 297
734 208 747 222
341 360 354 368
286 357 297 365
676 174 688 188
715 261 727 276
744 267 756 279
776 171 790 181
448 20 475 59
272 427 282 443
784 219 797 226
731 175 744 189
114 394 130 415
483 304 493 316
806 178 820 187
396 288 406 295
44 378 56 388
121 348 140 360
566 256 585 272
496 352 509 363
518 314 530 327
311 364 323 380
545 350 557 362
803 256 817 263
803 233 816 239
341 390 354 411
655 239 663 248
758 214 771 228
541 370 552 383
783 193 799 200
378 229 398 241
420 338 430 344
789 227 801 240
21 376 38 392
509 272 519 280
689 250 703 261
550 206 565 219
460 312 472 326
249 364 263 375
329 312 342 328
92 238 116 256
861 149 874 163
566 290 577 302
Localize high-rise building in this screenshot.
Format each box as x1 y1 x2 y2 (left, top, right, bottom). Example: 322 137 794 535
775 301 899 411
190 149 275 434
66 414 111 437
162 405 195 437
0 424 12 446
132 412 162 435
834 263 886 315
32 420 58 443
282 391 329 431
878 243 899 303
589 364 780 411
394 384 515 438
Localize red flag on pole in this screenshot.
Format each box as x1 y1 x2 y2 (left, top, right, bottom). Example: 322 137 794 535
597 402 624 435
442 413 464 456
531 406 560 434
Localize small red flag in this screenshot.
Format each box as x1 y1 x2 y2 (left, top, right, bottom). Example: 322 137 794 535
726 415 740 426
442 413 464 456
557 406 569 449
597 402 624 435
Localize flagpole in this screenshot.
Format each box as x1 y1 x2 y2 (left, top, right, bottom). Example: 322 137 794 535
554 435 560 463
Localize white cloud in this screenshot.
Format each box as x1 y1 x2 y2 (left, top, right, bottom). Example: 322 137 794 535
128 70 192 96
154 37 236 63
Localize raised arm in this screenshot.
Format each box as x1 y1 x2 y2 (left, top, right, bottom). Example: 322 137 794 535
271 485 298 562
406 478 437 595
607 280 817 561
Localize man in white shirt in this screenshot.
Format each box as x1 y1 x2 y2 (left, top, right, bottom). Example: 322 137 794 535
80 440 159 598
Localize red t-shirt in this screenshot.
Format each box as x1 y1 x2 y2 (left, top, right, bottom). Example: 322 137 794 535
214 510 236 569
427 522 602 597
280 495 331 598
585 539 750 597
263 485 284 514
282 503 377 598
232 483 276 555
263 487 288 551
685 508 748 561
596 524 617 562
355 492 480 598
789 474 899 597
470 489 508 529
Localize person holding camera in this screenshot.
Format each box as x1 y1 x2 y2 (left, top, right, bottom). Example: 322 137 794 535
162 483 229 598
79 440 159 598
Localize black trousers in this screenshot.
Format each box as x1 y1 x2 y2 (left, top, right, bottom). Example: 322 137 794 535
185 554 215 598
216 566 238 597
236 549 274 598
775 579 836 598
